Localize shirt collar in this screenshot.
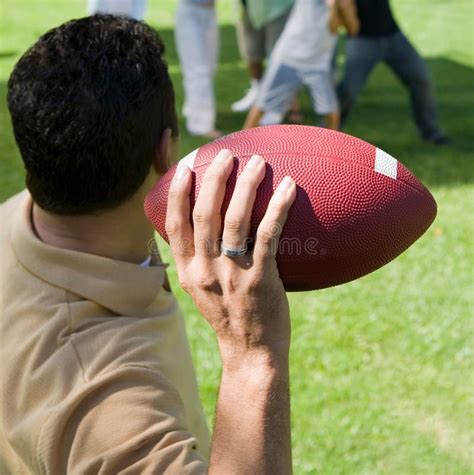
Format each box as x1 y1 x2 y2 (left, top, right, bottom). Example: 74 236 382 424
12 193 167 316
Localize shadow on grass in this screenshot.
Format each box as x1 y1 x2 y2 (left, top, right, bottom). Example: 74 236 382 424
0 51 17 58
1 24 473 203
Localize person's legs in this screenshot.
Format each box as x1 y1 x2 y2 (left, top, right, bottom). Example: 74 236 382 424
236 5 266 79
243 106 265 129
175 2 219 136
232 6 265 112
303 69 340 130
264 7 303 123
385 31 446 141
243 62 301 129
337 36 382 127
248 62 264 80
129 0 146 20
263 8 292 57
324 111 340 130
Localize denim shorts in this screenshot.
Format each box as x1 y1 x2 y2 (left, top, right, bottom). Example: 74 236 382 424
257 61 339 118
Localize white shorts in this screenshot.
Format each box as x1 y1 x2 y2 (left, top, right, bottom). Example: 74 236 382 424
257 61 339 121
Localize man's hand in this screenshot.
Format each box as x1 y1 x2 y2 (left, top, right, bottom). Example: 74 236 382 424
166 149 296 363
166 149 296 473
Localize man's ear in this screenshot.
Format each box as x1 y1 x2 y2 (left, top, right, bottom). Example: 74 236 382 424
153 128 172 175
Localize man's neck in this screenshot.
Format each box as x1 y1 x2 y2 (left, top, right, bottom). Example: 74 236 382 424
31 191 154 264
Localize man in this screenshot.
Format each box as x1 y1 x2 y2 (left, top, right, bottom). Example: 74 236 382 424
1 15 295 473
337 0 448 144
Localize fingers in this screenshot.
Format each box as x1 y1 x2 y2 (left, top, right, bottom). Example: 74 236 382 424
253 176 297 266
192 149 234 256
221 155 266 252
165 161 194 263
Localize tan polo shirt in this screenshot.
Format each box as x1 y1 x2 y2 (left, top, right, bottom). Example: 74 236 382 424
0 191 210 474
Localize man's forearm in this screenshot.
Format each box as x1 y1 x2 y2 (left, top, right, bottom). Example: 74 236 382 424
338 0 360 36
328 4 342 34
209 353 292 474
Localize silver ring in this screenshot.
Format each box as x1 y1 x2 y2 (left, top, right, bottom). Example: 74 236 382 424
220 242 248 258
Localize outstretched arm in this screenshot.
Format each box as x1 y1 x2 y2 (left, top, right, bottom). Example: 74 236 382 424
166 149 296 473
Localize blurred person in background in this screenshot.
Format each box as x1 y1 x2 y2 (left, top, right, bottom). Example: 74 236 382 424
231 0 294 113
87 0 147 19
337 0 449 145
244 0 359 131
175 0 222 139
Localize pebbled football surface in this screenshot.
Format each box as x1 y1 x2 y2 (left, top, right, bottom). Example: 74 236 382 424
145 125 437 291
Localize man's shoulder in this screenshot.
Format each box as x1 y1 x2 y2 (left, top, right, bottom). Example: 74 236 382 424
0 190 29 227
0 189 29 207
0 190 29 249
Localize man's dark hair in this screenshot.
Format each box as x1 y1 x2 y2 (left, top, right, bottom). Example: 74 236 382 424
7 15 178 214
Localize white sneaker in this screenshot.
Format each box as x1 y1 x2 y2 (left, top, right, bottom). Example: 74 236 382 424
231 80 260 112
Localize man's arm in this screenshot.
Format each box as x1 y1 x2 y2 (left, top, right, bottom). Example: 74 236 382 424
328 0 342 34
212 354 291 473
166 149 296 473
336 0 360 36
328 0 360 36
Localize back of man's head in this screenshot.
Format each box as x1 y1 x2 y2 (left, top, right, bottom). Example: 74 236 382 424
7 15 178 215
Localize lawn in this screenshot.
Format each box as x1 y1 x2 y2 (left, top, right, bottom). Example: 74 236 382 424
1 1 473 473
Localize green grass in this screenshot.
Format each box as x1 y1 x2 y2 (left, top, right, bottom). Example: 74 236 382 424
1 1 473 473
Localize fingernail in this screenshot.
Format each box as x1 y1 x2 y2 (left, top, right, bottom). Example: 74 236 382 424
215 149 233 163
246 155 263 169
275 176 295 195
174 162 189 181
